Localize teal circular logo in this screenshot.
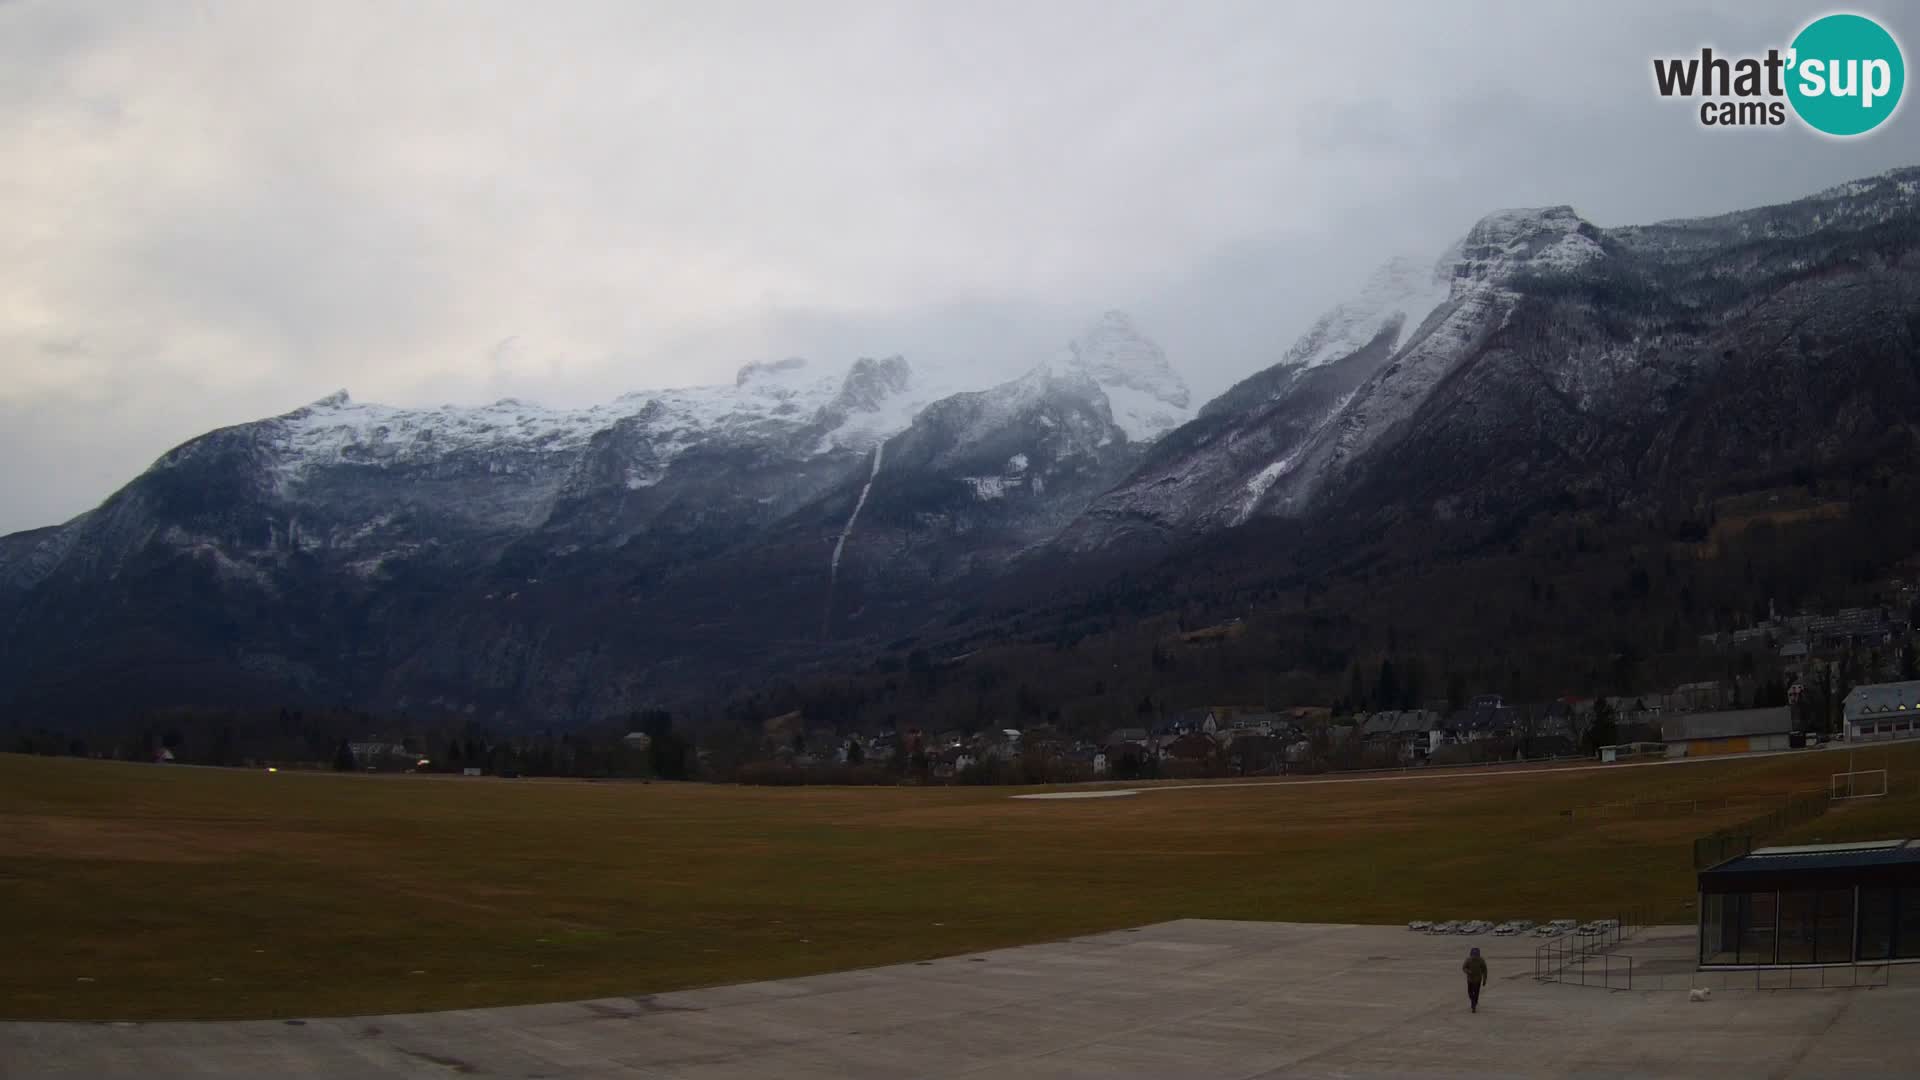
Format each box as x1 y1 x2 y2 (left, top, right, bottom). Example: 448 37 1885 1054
1787 14 1905 136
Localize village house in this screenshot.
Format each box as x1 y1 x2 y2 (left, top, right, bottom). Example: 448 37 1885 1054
1392 711 1441 757
1358 712 1397 743
1843 680 1920 743
1809 606 1902 650
1222 710 1280 737
1161 732 1219 765
1221 712 1268 738
930 745 975 779
1603 695 1659 721
1522 703 1580 757
1461 697 1515 742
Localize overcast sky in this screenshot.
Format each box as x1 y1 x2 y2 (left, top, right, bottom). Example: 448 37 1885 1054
2 0 1915 534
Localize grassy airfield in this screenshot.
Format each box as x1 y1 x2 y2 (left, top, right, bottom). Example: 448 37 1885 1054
2 744 1914 1020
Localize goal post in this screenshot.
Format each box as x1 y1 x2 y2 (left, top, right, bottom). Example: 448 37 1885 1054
1830 769 1889 800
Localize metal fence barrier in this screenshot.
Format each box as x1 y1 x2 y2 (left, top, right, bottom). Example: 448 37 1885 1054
1532 905 1898 991
1641 962 1893 992
1531 905 1654 988
1533 938 1635 989
1538 951 1896 991
1688 773 1916 870
1692 791 1832 869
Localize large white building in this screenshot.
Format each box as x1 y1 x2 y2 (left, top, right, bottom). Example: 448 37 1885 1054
1842 680 1920 743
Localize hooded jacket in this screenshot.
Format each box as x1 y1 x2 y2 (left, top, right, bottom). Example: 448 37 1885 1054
1462 952 1489 985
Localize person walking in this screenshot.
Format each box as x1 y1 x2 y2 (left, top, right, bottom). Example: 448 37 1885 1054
1462 947 1489 1013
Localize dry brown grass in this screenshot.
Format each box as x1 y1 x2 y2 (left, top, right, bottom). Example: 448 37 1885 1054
3 744 1915 1021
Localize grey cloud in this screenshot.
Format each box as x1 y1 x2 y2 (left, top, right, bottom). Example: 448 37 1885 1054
1 0 1916 533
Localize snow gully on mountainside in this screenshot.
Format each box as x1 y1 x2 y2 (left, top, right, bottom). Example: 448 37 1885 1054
1231 388 1358 526
824 441 884 633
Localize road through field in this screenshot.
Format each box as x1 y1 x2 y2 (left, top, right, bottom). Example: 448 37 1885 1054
1038 743 1855 799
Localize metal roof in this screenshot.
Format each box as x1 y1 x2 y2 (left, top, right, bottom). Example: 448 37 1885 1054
1750 840 1906 856
1843 681 1920 720
1659 706 1791 742
1392 712 1434 734
1700 838 1920 886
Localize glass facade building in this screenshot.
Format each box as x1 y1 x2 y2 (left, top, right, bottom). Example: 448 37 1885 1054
1698 839 1920 967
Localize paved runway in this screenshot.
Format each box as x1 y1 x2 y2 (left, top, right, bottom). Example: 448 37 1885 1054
4 920 1913 1078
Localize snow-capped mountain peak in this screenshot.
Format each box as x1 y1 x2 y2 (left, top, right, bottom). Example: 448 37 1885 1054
811 355 948 453
1059 310 1192 442
831 356 913 412
262 354 937 494
1068 207 1612 540
1278 254 1454 375
1446 205 1603 289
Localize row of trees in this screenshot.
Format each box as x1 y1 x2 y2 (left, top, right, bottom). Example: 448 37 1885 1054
8 706 700 782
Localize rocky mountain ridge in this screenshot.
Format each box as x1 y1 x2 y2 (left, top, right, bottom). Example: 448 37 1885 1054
4 167 1918 725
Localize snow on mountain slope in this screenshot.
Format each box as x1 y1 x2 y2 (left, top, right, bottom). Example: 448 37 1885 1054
1229 387 1357 525
263 355 942 496
908 365 1116 469
1447 205 1603 283
1059 252 1455 543
1247 205 1604 516
1059 311 1193 441
1279 256 1453 375
1610 165 1920 257
812 356 965 454
10 170 1920 724
1196 256 1452 425
873 311 1185 477
1061 205 1610 545
0 522 83 594
2 308 1199 608
809 349 1148 600
259 317 1182 500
